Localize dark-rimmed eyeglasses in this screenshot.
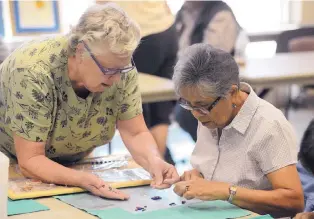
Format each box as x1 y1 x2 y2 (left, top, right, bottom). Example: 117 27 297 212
178 97 222 115
81 41 135 75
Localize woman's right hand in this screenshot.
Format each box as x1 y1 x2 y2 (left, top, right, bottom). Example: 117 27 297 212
295 213 314 219
180 169 204 181
79 172 130 200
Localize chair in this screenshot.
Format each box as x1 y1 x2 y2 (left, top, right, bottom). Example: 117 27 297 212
276 27 314 53
277 27 314 114
258 27 314 118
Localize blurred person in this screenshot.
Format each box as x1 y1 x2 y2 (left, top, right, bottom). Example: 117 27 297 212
298 119 314 212
106 1 178 164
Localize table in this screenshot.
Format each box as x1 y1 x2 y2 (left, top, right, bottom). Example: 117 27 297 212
140 52 314 100
241 51 314 88
240 51 314 117
10 155 258 219
138 73 176 103
10 198 259 219
247 24 300 42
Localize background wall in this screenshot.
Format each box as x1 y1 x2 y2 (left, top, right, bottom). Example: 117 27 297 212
300 0 314 25
0 0 94 41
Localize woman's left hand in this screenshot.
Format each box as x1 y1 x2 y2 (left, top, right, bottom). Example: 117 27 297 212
174 178 230 201
148 156 180 189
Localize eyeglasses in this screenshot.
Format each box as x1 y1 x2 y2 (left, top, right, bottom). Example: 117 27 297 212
81 41 135 75
178 97 222 115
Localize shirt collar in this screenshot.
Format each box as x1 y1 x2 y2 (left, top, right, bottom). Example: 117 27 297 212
224 82 260 135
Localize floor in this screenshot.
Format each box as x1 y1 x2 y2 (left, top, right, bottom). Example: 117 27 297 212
95 106 314 175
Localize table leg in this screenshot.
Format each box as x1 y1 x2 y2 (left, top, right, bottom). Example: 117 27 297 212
284 85 292 119
258 88 271 99
108 142 112 155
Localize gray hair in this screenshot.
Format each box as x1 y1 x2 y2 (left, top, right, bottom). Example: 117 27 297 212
173 44 240 98
67 3 141 57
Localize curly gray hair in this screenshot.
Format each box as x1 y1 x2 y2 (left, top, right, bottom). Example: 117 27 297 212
67 3 141 57
173 43 240 98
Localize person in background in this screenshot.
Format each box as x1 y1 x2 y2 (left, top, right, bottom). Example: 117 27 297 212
103 1 178 165
0 3 179 200
172 44 304 218
174 0 247 142
297 119 314 213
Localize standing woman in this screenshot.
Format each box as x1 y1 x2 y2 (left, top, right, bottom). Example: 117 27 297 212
0 3 179 200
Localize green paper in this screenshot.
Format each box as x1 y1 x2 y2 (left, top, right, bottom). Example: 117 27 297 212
56 186 251 219
132 201 251 219
57 194 250 219
250 215 274 219
88 208 134 219
88 201 251 219
7 198 49 216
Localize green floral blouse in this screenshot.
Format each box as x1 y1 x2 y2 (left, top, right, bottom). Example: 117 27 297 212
0 36 142 162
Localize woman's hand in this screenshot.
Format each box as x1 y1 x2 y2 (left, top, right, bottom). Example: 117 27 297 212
117 115 180 189
180 169 203 181
148 156 180 189
295 213 314 219
79 172 129 200
174 178 230 201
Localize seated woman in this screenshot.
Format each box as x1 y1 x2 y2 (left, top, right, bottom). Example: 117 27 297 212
172 44 304 217
0 3 179 200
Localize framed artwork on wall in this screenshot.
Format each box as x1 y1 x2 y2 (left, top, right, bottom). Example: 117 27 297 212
9 0 60 35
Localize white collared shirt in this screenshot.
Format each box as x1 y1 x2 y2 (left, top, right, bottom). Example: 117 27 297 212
191 83 298 190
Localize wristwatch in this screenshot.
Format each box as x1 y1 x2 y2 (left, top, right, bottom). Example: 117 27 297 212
228 185 237 203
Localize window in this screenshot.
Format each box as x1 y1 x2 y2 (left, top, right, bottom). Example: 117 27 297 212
167 0 292 34
166 0 293 58
167 0 184 15
59 0 95 33
225 0 290 34
224 0 292 58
